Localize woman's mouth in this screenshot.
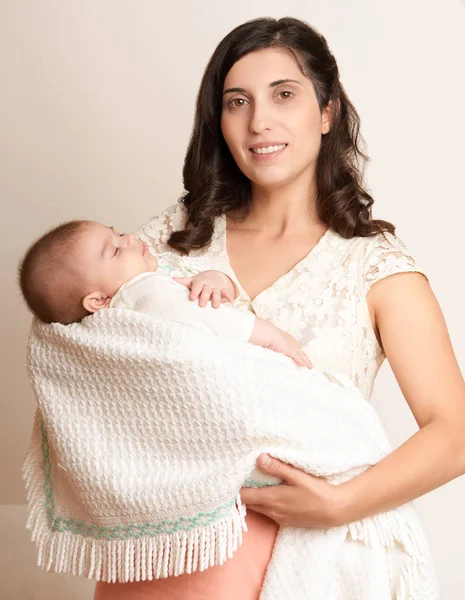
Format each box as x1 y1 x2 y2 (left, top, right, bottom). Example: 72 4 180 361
249 143 287 160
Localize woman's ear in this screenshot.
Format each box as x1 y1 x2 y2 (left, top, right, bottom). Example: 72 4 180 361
82 291 112 314
321 99 336 135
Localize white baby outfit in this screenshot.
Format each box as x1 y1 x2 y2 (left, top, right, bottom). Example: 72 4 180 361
109 261 255 344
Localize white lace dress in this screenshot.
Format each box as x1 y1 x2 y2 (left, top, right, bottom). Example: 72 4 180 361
138 202 423 401
137 202 440 598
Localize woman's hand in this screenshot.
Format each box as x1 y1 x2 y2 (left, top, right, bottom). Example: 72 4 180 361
173 270 236 308
240 455 349 528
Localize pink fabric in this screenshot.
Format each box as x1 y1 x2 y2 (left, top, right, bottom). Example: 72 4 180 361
93 512 278 600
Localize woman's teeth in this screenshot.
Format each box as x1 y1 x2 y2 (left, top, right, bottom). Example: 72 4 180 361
251 144 286 154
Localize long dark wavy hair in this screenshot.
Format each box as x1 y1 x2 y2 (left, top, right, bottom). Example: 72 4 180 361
168 17 394 254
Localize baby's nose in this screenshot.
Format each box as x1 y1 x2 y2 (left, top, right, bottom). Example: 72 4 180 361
122 233 137 245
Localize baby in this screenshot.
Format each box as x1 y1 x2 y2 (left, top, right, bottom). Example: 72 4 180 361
18 220 312 368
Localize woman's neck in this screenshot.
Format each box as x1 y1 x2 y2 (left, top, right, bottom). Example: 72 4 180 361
237 176 323 236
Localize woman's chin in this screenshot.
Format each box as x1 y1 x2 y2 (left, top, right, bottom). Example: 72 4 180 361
249 171 298 190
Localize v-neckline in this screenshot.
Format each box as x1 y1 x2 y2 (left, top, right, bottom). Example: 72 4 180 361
218 214 333 304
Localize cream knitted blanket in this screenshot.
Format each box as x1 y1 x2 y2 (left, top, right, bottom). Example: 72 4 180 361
24 310 440 599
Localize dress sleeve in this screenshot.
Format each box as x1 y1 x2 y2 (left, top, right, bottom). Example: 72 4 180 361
363 232 427 295
135 203 186 255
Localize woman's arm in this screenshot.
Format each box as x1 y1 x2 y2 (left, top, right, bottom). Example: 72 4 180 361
334 271 465 523
240 272 465 527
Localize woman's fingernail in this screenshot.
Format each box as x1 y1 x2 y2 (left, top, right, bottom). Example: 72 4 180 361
260 455 271 467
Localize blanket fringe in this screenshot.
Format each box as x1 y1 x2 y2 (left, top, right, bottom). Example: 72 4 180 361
23 428 247 583
23 414 438 593
347 509 439 599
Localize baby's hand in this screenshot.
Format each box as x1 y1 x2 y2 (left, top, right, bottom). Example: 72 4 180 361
249 319 313 369
267 329 313 369
173 271 236 308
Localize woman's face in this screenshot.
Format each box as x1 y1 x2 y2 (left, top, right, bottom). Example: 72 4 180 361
221 48 331 191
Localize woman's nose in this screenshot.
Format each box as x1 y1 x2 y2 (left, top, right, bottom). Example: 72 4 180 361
249 104 273 134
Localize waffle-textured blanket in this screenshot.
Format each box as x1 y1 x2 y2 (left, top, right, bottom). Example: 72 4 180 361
23 309 439 598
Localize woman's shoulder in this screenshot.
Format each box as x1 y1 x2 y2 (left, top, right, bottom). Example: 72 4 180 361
348 230 425 294
136 202 187 254
340 229 412 259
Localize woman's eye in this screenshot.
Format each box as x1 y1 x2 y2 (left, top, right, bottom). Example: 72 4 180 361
229 98 248 108
277 90 293 100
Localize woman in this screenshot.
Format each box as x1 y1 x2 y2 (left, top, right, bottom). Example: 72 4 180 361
95 16 465 599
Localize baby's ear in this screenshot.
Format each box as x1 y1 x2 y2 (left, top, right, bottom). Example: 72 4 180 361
82 292 112 314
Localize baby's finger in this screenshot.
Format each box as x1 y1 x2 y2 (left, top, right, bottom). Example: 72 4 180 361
293 355 307 368
189 280 204 301
211 288 222 309
220 288 234 303
288 347 311 368
296 350 313 369
199 285 213 307
173 277 193 289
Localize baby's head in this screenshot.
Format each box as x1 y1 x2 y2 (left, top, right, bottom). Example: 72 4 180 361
19 220 158 324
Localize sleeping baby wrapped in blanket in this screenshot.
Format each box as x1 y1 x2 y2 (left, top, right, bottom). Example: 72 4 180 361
20 220 440 599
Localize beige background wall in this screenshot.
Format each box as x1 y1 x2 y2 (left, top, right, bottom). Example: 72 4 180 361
1 1 464 598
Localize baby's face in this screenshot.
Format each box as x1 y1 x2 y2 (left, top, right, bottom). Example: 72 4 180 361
74 222 158 311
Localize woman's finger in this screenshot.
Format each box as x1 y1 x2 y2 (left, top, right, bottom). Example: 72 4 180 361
244 504 270 516
255 455 304 485
240 485 273 506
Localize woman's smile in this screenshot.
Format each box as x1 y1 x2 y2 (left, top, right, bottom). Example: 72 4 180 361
249 142 288 161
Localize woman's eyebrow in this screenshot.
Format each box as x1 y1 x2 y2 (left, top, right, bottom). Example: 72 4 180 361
223 79 301 95
223 86 246 95
270 78 301 87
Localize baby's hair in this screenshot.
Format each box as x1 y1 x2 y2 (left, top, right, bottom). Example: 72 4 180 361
18 220 91 325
